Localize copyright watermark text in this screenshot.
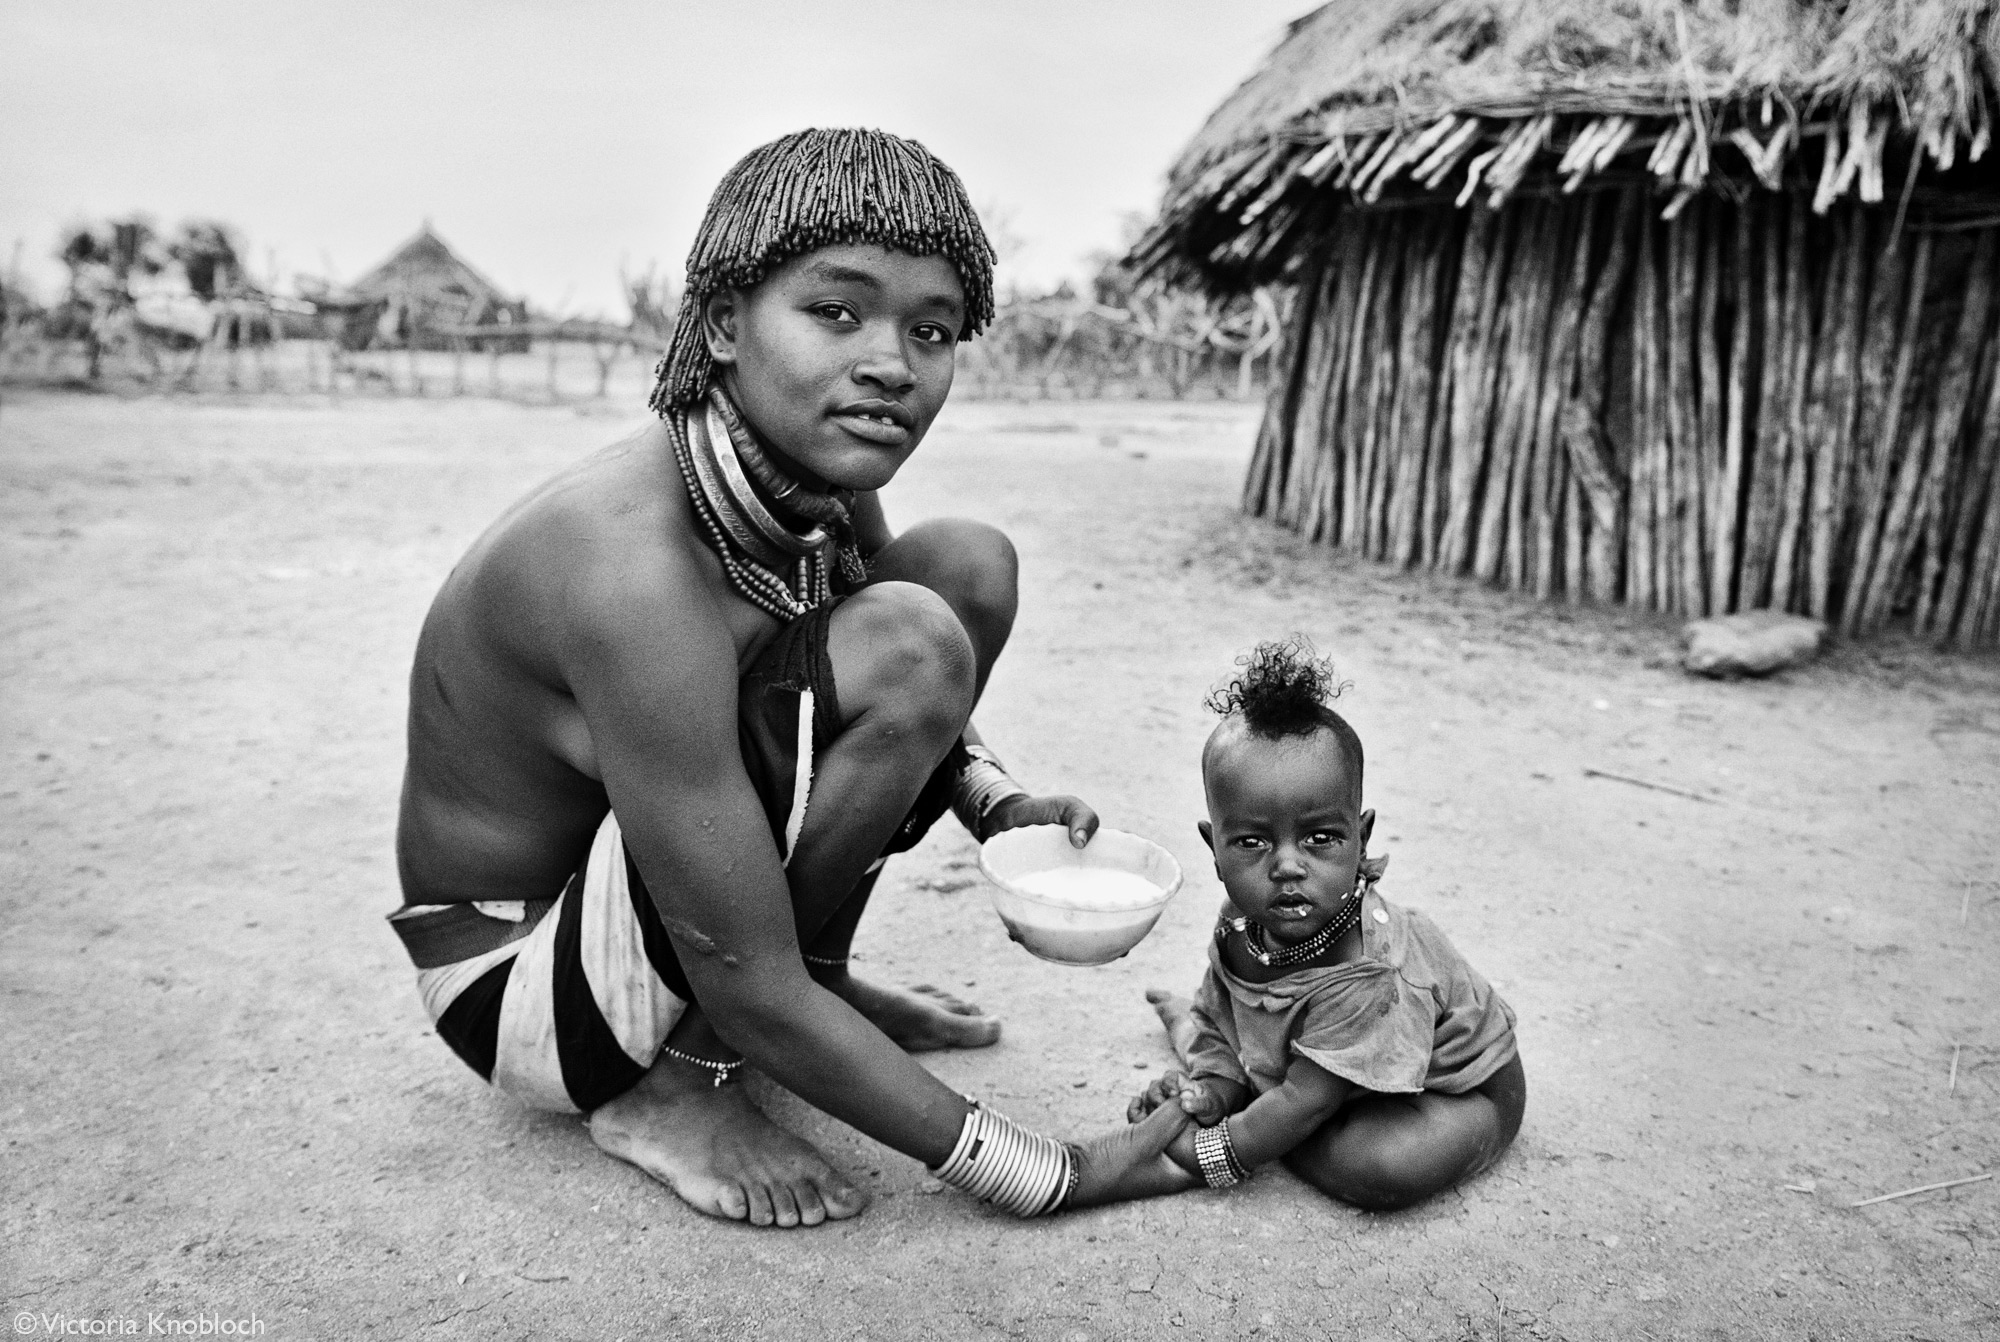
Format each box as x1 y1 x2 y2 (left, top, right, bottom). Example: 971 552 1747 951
14 1313 266 1337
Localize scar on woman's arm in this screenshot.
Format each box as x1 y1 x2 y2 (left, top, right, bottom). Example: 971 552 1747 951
664 915 742 968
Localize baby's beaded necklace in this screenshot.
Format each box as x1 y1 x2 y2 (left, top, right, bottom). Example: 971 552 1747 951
1226 876 1374 968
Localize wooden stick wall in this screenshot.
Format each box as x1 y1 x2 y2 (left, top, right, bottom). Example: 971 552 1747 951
1242 189 2000 646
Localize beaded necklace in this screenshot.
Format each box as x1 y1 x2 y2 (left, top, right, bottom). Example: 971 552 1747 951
708 390 869 584
669 397 832 622
1225 877 1373 969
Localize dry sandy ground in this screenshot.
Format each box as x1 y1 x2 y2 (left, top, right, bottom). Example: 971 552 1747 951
3 389 1997 1342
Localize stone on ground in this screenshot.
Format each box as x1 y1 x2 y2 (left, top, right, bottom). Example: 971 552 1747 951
1682 610 1825 678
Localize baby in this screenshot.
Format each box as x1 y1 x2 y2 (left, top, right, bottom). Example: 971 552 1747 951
1133 639 1525 1209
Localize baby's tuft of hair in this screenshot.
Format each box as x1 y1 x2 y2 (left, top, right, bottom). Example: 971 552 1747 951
1204 637 1348 738
1203 637 1365 789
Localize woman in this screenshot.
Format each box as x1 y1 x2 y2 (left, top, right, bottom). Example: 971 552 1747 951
390 129 1194 1227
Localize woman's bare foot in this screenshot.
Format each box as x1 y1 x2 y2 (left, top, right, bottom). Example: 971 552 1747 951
588 1052 869 1228
825 973 1002 1052
1145 987 1200 1066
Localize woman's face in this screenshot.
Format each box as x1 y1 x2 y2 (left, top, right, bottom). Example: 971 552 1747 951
704 243 965 493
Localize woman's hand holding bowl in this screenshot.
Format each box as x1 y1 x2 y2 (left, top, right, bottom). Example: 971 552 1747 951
983 792 1100 849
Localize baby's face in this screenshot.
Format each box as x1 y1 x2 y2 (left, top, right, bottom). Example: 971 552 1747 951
1200 723 1374 948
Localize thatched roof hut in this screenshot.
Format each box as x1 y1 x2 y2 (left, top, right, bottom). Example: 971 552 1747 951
350 224 528 351
1138 0 2000 646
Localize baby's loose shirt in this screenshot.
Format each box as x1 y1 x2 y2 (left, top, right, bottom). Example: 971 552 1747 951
1182 887 1517 1098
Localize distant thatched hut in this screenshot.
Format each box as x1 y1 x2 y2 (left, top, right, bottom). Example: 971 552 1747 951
1138 0 2000 646
350 225 528 352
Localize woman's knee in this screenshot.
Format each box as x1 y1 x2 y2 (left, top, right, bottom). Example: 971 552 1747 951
881 519 1018 647
831 582 977 736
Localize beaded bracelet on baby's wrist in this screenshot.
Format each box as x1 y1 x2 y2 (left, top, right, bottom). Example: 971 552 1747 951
1193 1118 1251 1189
930 1097 1079 1217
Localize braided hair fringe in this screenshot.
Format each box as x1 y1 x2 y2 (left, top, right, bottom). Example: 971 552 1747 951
650 128 997 414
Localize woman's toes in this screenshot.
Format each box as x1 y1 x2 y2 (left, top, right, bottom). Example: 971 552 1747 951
914 983 976 1011
775 1182 807 1228
820 1175 870 1219
744 1183 776 1227
794 1182 828 1227
714 1182 750 1221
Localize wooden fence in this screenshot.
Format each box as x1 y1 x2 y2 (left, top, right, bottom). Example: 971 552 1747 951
1245 188 2000 646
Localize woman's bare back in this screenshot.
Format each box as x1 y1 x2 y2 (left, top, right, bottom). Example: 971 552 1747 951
394 421 773 906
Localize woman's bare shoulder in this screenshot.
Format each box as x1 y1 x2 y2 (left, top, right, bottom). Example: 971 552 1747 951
508 422 687 554
498 426 712 594
425 421 736 676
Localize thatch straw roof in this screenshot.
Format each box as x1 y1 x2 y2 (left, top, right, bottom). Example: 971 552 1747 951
1140 0 2000 288
351 224 513 312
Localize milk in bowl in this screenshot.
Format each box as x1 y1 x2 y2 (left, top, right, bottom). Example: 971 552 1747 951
978 825 1183 965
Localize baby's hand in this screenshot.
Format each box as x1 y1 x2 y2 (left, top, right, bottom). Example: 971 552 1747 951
1173 1078 1229 1127
1127 1070 1231 1126
1126 1069 1191 1124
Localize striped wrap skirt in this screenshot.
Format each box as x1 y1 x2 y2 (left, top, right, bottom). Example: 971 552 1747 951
388 598 963 1114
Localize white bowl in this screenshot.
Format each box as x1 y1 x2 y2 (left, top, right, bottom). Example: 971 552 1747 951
978 825 1183 966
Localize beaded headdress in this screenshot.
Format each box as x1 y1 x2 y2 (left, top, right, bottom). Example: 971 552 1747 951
649 127 998 414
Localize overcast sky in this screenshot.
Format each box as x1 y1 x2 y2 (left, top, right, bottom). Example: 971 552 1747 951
1 1 1306 316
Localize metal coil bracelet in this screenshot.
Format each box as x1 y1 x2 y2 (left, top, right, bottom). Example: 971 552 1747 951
931 1099 1077 1217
